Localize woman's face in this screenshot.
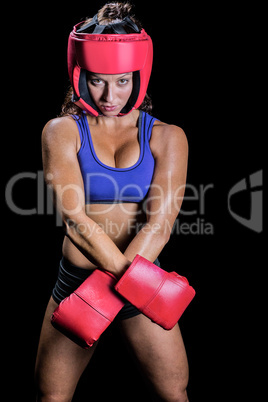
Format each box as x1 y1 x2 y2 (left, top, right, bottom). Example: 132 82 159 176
87 72 133 116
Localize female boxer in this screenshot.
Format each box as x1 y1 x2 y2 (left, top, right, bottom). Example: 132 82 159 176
35 3 190 401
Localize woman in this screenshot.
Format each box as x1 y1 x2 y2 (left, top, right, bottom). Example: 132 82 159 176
35 3 190 401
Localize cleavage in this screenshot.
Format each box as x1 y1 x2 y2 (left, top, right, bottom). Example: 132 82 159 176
91 128 140 169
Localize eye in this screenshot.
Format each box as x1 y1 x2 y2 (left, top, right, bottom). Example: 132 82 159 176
90 79 104 86
118 79 129 85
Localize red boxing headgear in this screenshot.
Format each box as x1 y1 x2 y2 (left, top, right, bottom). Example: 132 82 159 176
67 15 153 116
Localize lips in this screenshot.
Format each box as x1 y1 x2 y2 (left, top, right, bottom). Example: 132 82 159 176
101 105 118 112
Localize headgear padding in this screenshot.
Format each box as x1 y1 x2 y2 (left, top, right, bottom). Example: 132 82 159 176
67 15 153 116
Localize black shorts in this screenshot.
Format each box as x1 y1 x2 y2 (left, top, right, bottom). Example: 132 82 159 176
52 257 161 320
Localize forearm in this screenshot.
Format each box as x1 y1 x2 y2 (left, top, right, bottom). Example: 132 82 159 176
65 214 130 277
123 220 170 263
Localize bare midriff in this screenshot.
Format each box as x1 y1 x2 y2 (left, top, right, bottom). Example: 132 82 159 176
62 202 146 269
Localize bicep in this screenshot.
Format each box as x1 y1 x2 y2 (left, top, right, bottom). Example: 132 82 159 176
42 118 85 220
145 125 188 231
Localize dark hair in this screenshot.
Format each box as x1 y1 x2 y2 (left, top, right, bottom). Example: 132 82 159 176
60 2 153 117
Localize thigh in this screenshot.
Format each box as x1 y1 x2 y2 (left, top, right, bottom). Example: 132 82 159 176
35 297 98 400
119 314 189 400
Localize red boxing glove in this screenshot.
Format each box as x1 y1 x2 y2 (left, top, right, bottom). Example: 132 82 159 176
114 255 196 330
51 269 125 348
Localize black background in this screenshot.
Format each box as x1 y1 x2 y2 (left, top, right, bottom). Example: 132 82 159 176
4 1 264 400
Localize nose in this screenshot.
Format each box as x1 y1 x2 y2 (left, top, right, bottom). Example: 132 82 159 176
102 83 115 103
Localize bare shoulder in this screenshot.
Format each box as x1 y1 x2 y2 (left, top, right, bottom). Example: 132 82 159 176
150 120 188 159
42 115 79 153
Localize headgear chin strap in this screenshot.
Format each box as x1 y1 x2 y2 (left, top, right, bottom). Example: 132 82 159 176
67 14 153 116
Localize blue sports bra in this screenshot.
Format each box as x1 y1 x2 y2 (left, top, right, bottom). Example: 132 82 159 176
74 111 157 204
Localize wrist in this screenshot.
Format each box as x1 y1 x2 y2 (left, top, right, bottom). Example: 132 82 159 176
113 257 131 279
